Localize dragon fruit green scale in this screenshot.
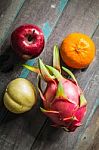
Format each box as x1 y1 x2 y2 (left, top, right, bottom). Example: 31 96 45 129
24 45 87 132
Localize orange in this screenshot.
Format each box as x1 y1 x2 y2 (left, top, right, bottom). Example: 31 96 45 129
60 32 96 69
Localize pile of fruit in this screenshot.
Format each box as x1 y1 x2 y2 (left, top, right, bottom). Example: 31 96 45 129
3 24 96 132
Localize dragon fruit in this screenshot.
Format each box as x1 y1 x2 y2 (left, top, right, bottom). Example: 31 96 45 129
24 45 87 132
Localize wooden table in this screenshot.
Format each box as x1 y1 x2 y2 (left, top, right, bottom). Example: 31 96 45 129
0 0 99 149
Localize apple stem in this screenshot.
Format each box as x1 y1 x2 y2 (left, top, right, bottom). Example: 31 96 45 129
33 30 35 34
27 30 35 42
28 35 33 42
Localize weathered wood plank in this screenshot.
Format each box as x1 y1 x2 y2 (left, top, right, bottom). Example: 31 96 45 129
29 0 99 149
0 0 99 150
31 34 99 150
0 0 68 99
0 0 69 150
73 25 99 150
74 101 99 150
0 0 26 45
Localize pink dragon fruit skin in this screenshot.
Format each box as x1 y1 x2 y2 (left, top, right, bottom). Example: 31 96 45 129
40 65 87 132
24 45 87 132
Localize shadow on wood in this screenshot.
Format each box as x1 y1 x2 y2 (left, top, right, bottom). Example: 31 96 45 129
0 45 25 73
32 119 66 150
60 54 89 79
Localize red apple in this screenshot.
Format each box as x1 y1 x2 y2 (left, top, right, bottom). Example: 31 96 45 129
11 24 45 60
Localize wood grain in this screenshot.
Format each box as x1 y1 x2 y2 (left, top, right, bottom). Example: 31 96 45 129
0 0 26 45
0 0 69 150
74 101 99 150
0 0 67 100
31 33 99 150
74 25 99 150
0 0 99 150
29 0 99 149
